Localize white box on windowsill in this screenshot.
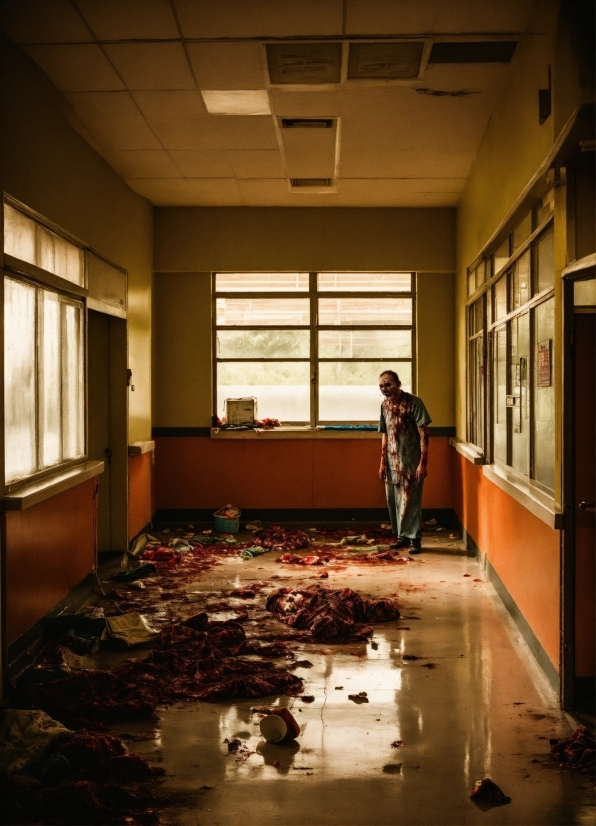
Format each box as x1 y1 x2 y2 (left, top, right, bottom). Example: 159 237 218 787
224 397 257 426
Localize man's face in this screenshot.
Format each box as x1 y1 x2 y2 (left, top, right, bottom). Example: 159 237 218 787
379 373 401 398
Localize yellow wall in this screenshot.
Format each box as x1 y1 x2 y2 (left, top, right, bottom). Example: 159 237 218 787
0 34 153 442
153 273 212 428
454 0 594 438
153 208 456 428
154 207 455 273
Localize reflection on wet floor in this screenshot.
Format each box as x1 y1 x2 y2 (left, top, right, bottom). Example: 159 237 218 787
105 533 595 826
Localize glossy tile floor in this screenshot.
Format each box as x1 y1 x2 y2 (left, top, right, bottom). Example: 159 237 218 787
109 532 595 826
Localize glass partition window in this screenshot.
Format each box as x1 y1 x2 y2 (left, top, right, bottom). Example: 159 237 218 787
214 272 414 424
474 221 556 491
4 203 85 287
4 276 85 486
467 297 485 449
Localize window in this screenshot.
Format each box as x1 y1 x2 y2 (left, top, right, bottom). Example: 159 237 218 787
466 203 556 493
3 200 86 488
214 272 414 425
4 203 85 287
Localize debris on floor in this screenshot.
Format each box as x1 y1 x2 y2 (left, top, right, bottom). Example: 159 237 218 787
265 585 400 641
348 692 369 704
549 727 595 773
252 526 310 553
279 553 324 565
259 708 301 743
470 778 511 806
470 777 511 806
0 711 163 825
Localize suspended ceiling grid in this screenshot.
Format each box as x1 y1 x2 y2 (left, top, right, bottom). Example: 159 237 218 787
0 0 540 207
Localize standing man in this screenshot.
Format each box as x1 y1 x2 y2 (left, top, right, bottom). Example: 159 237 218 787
378 370 431 554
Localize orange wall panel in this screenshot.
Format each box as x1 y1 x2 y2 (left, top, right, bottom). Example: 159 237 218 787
128 452 154 540
453 451 560 671
5 479 97 644
154 436 454 511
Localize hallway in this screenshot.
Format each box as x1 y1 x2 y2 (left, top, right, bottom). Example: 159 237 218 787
92 527 593 826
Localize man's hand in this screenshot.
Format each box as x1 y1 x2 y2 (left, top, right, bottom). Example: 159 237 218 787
379 464 385 481
415 464 427 482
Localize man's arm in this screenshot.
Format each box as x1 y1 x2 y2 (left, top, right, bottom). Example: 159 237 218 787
416 424 429 481
379 433 388 480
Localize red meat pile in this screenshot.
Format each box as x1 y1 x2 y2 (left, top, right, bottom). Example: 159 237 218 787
26 614 303 726
266 584 400 641
550 727 595 773
252 526 311 553
0 731 162 826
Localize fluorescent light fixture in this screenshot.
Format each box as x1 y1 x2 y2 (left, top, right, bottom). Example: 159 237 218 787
201 90 271 115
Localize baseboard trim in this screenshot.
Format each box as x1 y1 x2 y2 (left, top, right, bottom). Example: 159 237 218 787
465 528 560 696
152 507 459 525
7 571 96 684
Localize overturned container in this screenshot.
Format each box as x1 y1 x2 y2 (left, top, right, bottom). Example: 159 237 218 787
259 708 301 744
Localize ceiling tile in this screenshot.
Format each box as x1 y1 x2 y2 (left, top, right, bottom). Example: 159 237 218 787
229 150 285 179
132 176 260 208
65 92 163 150
212 116 279 150
270 89 342 117
337 178 459 206
0 0 94 43
174 0 343 38
237 178 339 206
132 90 207 120
24 44 125 92
102 150 181 178
345 0 439 35
186 42 265 90
432 0 535 33
103 43 196 90
147 115 221 150
340 146 470 179
126 178 194 205
168 151 234 177
74 0 179 40
184 178 242 205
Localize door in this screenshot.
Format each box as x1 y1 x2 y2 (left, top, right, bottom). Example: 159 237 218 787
87 310 128 552
573 292 595 714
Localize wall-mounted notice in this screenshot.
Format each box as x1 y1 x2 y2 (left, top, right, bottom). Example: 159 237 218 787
538 339 552 386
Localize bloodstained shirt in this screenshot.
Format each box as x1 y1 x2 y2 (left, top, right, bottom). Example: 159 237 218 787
379 392 432 485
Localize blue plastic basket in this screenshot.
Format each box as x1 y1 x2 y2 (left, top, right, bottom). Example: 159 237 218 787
213 513 240 534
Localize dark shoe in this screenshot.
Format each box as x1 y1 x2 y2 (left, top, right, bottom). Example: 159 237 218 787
389 537 410 550
409 542 422 555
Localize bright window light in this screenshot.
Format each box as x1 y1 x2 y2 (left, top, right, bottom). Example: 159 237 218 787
201 90 271 115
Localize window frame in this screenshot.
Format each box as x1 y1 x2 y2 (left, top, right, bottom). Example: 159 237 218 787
212 271 416 426
2 197 88 493
465 211 555 492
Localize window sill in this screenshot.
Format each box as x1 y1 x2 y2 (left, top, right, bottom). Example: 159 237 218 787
2 460 105 511
128 440 155 455
211 427 381 440
449 438 486 465
482 464 563 529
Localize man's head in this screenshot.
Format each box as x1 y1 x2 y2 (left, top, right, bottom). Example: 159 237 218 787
379 370 401 398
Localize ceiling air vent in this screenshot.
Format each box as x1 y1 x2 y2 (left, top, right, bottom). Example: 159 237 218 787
429 41 518 64
348 42 424 80
290 178 333 188
281 118 335 129
267 43 342 84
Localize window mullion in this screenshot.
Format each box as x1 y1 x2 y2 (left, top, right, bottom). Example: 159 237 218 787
35 287 42 474
310 272 317 427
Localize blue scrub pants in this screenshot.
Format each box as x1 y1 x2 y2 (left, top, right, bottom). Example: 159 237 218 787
385 479 424 540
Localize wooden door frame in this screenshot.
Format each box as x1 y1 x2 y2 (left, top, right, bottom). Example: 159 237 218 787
561 265 595 709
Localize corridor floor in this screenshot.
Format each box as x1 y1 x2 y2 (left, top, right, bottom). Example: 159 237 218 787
104 530 595 826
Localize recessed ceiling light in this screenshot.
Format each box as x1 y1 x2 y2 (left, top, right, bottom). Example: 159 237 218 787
201 90 271 115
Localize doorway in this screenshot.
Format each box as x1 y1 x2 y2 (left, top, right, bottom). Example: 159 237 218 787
563 276 595 715
87 310 128 552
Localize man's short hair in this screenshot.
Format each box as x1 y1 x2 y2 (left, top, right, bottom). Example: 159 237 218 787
380 370 401 384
